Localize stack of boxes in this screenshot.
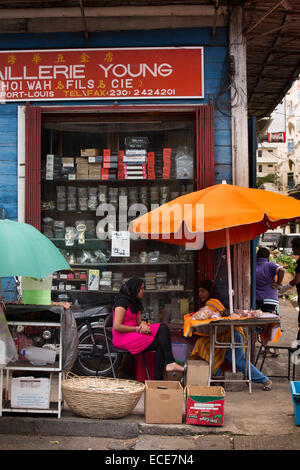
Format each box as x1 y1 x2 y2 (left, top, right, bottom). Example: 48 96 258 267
102 149 118 180
163 148 171 179
56 186 66 211
147 151 155 180
144 272 156 291
45 154 63 180
123 137 148 179
99 271 112 291
76 157 89 181
118 150 125 180
144 272 168 291
67 187 77 211
61 157 76 180
44 144 174 182
112 272 123 291
79 148 100 180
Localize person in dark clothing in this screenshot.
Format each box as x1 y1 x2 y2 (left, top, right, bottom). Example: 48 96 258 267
113 277 184 380
256 247 285 315
256 247 285 356
283 237 300 342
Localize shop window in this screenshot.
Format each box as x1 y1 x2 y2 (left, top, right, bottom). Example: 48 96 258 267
23 105 215 317
38 109 209 317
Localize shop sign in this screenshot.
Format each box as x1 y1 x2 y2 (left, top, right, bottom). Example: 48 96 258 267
0 47 204 102
267 132 286 143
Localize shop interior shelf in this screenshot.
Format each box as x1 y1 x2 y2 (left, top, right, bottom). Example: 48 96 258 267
43 178 194 184
53 289 192 294
65 261 193 266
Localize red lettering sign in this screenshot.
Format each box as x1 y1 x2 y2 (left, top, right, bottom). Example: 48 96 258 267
0 47 204 102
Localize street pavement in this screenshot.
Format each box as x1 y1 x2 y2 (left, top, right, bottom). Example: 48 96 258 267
1 297 300 451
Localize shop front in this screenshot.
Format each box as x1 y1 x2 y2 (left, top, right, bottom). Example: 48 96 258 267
0 27 233 313
0 17 257 421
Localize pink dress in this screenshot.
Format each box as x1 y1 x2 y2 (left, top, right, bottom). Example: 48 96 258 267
112 306 160 354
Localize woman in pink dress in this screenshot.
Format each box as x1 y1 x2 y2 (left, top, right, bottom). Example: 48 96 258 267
112 277 184 380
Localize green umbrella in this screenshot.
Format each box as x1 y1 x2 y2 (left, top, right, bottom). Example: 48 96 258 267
0 219 70 278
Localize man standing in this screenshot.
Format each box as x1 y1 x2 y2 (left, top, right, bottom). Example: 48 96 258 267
256 247 285 357
256 247 285 315
283 237 300 342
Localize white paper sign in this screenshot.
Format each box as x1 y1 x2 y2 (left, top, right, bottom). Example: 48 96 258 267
111 231 130 257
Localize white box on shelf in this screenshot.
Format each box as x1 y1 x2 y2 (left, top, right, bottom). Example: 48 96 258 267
11 377 51 410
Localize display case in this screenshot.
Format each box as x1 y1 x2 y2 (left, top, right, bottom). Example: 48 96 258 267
0 305 64 418
41 111 196 321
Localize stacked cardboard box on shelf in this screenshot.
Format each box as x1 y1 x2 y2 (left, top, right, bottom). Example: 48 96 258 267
99 271 112 291
112 272 123 291
80 149 101 181
118 150 125 180
45 154 75 181
61 157 76 180
88 163 102 180
147 151 155 179
123 137 148 179
80 149 100 157
101 149 117 180
163 148 172 179
76 158 89 180
144 272 156 290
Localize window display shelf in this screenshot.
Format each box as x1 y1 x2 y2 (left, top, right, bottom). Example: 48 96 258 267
53 289 193 294
41 112 196 315
43 179 194 184
67 261 193 266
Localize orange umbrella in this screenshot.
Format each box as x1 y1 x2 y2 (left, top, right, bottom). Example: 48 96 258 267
129 181 300 313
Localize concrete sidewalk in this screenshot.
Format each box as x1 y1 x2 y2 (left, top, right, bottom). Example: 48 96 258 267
1 298 300 440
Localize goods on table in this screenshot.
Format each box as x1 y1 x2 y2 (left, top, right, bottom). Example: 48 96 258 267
190 308 263 321
191 307 220 321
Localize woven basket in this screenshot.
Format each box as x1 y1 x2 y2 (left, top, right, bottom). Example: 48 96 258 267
62 372 145 419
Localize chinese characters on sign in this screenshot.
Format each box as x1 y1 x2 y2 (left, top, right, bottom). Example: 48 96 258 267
0 47 204 102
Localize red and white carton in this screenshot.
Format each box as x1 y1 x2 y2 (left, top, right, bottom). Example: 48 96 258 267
186 386 225 426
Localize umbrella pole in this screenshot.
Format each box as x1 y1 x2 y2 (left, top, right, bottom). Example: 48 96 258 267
226 228 234 314
226 228 236 373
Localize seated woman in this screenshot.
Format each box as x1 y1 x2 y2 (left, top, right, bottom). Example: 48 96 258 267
189 280 272 391
112 277 184 380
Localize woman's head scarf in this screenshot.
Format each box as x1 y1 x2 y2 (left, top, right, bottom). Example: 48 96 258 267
199 280 215 298
198 279 228 310
113 277 144 315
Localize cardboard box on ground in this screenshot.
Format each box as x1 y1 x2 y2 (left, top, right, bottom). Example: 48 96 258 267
186 386 225 426
162 359 210 385
145 380 183 424
186 359 210 386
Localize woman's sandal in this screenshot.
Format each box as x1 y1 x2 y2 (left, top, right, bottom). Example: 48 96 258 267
262 380 272 391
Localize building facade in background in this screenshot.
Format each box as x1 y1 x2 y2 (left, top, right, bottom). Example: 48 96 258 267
257 76 300 195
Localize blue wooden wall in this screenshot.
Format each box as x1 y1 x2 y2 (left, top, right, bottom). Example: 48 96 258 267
0 27 231 300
